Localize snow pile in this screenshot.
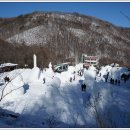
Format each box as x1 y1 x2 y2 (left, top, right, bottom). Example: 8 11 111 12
37 63 55 84
29 67 40 82
20 69 32 83
55 72 69 83
68 66 75 74
51 77 61 88
108 67 120 80
55 69 77 83
99 65 112 78
88 65 96 71
108 67 129 80
84 66 96 92
54 66 76 83
84 67 96 81
75 63 83 72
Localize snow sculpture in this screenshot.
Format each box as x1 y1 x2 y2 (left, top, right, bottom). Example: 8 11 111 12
75 63 83 72
84 69 96 80
29 67 40 81
52 77 61 88
33 54 37 68
84 68 96 92
68 66 75 74
29 54 40 82
88 65 96 71
49 62 52 69
46 62 54 78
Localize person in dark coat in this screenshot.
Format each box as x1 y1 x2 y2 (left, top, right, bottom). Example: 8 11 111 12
105 72 109 83
110 78 113 84
81 83 86 92
105 76 108 83
110 78 114 85
80 71 82 76
112 79 114 85
118 80 120 86
43 78 45 84
73 75 75 81
115 79 117 85
83 84 86 91
124 75 127 83
70 77 72 82
81 84 84 91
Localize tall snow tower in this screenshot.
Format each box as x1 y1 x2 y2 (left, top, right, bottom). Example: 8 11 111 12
33 54 37 68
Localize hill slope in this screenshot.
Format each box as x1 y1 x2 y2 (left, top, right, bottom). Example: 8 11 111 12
0 12 130 67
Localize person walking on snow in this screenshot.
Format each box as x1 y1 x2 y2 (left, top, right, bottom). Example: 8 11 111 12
70 77 72 82
118 80 120 86
43 78 45 84
105 72 109 82
115 79 117 85
81 83 86 92
73 75 75 81
83 84 86 91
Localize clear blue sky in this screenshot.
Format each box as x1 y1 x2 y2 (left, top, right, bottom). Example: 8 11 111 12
0 2 130 27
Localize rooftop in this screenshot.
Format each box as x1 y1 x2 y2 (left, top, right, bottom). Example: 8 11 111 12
0 63 18 68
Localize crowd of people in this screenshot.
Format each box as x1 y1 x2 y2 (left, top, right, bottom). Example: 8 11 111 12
110 78 120 86
121 73 130 83
105 72 130 86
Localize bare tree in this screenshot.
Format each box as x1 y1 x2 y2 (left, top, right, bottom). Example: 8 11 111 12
0 71 25 102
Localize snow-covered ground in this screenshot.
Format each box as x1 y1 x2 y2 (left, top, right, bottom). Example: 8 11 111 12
0 64 130 128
